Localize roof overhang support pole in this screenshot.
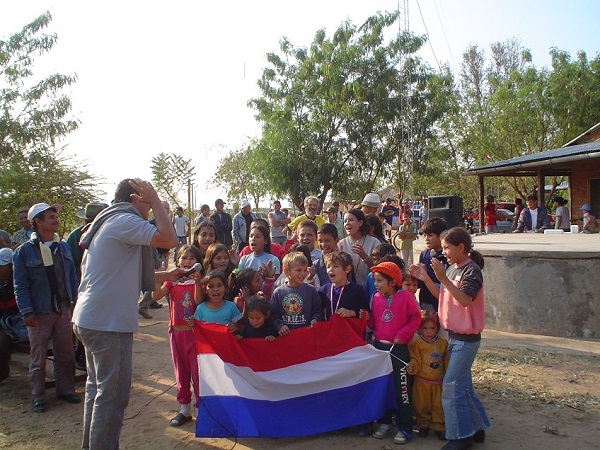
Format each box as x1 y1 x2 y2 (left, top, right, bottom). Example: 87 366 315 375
537 169 545 206
478 175 485 233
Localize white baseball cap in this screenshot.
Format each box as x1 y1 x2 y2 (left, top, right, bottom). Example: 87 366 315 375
27 203 62 221
361 193 381 208
0 247 14 266
241 200 251 209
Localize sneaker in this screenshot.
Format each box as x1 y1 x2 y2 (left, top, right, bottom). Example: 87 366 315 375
372 423 392 439
32 399 47 413
441 436 474 450
473 430 485 443
139 309 152 319
393 430 411 445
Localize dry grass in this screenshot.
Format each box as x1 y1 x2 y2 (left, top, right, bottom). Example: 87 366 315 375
473 347 600 419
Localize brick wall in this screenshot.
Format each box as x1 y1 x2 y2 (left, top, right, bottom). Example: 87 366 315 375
570 159 600 222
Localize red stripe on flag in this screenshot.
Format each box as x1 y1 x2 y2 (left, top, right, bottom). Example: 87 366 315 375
194 315 367 372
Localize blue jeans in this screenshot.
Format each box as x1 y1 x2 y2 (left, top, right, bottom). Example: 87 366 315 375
174 235 187 262
74 325 133 450
442 338 490 440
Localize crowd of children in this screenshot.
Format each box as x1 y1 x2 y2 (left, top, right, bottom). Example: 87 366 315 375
150 210 489 450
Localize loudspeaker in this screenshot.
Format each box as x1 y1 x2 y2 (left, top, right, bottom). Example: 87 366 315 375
428 195 464 228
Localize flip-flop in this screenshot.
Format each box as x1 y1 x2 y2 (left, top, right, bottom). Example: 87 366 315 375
170 412 192 427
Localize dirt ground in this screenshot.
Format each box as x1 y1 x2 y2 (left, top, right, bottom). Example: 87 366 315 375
1 303 599 450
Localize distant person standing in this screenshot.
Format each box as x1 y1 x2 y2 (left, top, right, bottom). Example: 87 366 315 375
381 197 399 228
172 206 190 262
580 204 597 233
332 200 344 222
360 192 381 215
210 199 233 248
325 206 345 239
419 199 429 228
194 204 211 226
13 203 80 413
268 200 290 245
66 202 107 280
512 198 524 231
484 195 497 234
553 196 570 231
233 200 255 252
11 208 34 249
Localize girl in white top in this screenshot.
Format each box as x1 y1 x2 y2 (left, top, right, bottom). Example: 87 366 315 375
337 208 380 287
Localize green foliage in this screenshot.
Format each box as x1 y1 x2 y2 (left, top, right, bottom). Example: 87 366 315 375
150 152 195 207
211 142 269 208
442 39 600 208
0 12 98 236
248 12 447 208
0 12 78 159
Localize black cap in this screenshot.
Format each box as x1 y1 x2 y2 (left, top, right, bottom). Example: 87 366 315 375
215 199 226 206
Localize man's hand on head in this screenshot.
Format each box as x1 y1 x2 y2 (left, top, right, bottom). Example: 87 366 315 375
128 179 160 206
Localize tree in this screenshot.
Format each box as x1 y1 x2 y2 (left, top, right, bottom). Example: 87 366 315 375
211 142 270 208
0 12 78 159
0 12 98 235
440 40 600 208
150 152 195 207
249 12 440 209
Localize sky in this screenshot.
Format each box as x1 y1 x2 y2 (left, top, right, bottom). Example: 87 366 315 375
2 0 599 208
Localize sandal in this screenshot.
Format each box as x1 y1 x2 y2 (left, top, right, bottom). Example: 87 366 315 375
170 412 192 427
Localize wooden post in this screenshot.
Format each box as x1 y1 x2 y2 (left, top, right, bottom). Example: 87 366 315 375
478 175 485 233
537 170 545 206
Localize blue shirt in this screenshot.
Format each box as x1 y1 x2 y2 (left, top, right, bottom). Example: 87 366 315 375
193 300 242 325
238 252 281 274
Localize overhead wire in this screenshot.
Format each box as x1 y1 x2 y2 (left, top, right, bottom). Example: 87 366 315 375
433 0 459 74
415 0 442 72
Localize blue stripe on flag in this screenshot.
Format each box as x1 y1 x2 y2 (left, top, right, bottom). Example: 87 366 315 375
196 373 395 438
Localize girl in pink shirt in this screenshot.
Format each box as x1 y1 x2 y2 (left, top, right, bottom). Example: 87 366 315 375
409 227 490 450
368 262 420 445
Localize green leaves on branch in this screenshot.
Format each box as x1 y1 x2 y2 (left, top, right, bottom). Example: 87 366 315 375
0 12 99 236
247 11 448 208
150 152 195 207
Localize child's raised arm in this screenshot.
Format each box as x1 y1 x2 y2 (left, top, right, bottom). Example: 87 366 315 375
409 263 440 299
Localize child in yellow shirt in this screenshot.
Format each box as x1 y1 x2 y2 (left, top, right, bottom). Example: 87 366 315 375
407 311 449 440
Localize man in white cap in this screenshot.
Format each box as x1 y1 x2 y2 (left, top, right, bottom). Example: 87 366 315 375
232 200 255 252
361 192 381 215
13 202 81 413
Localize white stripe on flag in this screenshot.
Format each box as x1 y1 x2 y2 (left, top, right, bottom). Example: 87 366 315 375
199 345 392 401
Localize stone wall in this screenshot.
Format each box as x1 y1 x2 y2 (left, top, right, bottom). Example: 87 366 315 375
481 247 600 338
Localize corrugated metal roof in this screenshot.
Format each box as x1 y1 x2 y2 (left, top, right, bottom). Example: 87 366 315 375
466 141 600 176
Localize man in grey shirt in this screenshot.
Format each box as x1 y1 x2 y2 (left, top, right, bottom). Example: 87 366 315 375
72 178 182 450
